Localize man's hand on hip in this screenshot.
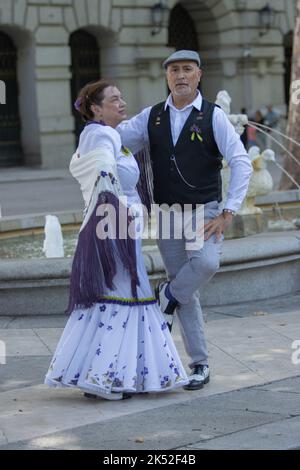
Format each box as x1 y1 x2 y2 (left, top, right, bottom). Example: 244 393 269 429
203 212 233 242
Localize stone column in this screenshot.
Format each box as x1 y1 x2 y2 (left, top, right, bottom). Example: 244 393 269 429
35 6 74 168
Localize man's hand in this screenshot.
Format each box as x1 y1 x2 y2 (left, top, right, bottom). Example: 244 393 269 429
203 212 234 242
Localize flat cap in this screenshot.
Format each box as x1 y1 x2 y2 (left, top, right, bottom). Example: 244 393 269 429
163 50 201 69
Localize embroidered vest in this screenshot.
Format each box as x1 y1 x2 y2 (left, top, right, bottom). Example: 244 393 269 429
148 99 223 206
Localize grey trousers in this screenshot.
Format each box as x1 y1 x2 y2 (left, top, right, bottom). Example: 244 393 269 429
156 201 223 369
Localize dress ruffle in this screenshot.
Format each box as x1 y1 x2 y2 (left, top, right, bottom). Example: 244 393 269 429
45 302 188 394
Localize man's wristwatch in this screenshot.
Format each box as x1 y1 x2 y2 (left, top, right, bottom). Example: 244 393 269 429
222 208 236 218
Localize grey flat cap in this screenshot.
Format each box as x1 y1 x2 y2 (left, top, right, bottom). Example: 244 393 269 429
163 50 201 69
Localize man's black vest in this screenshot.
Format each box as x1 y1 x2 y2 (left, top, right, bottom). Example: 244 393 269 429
148 99 223 206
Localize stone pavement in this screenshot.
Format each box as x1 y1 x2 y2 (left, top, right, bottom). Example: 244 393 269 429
1 293 300 450
0 167 82 218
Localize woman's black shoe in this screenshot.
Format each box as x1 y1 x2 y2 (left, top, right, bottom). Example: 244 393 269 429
84 391 132 400
122 393 132 400
84 392 97 399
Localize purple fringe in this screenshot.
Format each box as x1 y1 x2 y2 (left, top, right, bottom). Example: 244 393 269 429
134 145 154 216
66 191 140 314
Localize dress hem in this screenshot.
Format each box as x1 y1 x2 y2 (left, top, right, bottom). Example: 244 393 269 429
44 376 189 395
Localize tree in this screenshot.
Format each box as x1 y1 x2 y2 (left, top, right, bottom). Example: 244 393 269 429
280 0 300 189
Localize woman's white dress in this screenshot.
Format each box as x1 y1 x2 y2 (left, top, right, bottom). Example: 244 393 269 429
44 124 188 395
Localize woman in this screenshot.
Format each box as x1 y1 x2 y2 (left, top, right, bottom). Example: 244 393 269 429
44 80 188 400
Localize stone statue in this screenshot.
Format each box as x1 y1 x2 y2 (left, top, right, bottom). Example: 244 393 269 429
215 90 248 136
238 147 275 214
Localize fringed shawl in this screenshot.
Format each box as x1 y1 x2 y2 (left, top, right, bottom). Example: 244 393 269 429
66 147 139 314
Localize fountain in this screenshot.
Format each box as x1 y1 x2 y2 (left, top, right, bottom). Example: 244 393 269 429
246 119 300 232
43 215 65 258
216 90 300 238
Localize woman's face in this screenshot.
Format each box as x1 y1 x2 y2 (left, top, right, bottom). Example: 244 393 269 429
92 86 127 128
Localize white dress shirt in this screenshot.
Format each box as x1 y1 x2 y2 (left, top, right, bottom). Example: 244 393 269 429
117 92 252 213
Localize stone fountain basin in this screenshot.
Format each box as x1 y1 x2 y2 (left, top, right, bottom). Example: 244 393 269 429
0 231 299 316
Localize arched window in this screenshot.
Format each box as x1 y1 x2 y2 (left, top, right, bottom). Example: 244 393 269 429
168 3 199 51
0 31 23 167
69 30 100 143
167 3 200 95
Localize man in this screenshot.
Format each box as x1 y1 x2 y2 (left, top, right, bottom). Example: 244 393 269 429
117 50 252 390
264 105 279 130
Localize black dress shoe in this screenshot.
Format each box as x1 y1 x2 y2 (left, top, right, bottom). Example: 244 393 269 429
184 364 210 391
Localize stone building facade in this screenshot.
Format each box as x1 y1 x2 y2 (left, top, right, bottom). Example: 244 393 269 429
0 0 297 169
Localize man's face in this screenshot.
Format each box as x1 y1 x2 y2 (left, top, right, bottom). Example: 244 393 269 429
166 61 202 99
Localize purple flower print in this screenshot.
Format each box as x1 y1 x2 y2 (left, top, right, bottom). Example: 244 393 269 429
112 378 123 387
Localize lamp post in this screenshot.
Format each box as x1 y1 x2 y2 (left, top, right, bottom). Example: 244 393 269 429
258 4 275 36
151 1 170 36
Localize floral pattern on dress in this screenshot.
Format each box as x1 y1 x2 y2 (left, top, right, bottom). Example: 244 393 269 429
45 300 188 395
